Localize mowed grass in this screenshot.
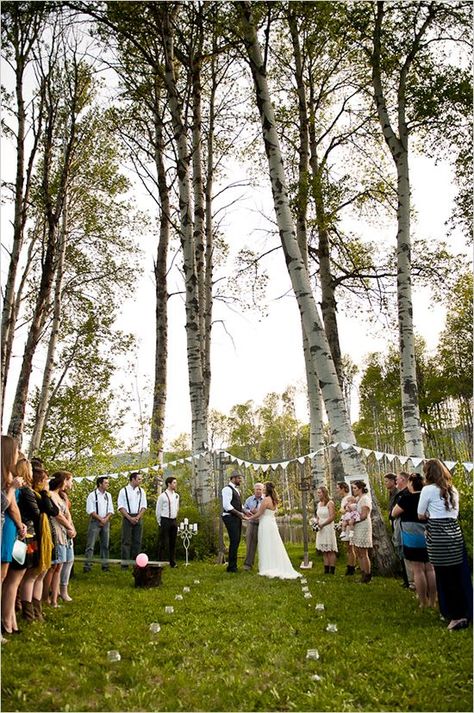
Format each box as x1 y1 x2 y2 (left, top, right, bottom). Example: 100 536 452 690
1 545 472 712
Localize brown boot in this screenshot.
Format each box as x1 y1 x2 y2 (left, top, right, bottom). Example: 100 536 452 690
32 598 45 622
21 600 35 622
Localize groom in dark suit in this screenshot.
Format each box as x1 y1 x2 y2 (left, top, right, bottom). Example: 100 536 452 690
222 471 247 573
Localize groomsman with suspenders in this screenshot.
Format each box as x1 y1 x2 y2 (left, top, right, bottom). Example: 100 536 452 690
156 476 180 567
117 472 147 568
83 476 114 572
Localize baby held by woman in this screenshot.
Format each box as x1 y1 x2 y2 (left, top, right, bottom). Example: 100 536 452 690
339 496 360 541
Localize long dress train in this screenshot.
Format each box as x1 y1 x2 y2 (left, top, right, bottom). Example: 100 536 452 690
257 509 301 580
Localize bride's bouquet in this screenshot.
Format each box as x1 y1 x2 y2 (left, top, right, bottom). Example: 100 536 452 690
309 516 319 533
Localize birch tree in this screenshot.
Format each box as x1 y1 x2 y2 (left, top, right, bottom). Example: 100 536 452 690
0 2 48 415
350 0 472 457
236 1 395 572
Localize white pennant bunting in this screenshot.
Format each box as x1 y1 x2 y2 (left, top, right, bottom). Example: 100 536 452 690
385 453 396 463
261 464 270 472
75 477 84 483
353 446 362 454
374 451 385 461
443 461 457 471
280 461 290 470
86 476 95 481
297 456 306 464
463 462 473 472
398 456 409 465
410 457 423 468
362 449 372 458
339 442 352 451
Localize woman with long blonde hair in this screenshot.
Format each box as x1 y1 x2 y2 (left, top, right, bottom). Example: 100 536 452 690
1 435 26 583
418 459 472 630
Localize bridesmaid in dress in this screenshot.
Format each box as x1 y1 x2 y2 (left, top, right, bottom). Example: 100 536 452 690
315 486 338 574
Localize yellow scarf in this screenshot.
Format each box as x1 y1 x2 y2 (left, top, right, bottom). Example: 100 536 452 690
34 491 53 573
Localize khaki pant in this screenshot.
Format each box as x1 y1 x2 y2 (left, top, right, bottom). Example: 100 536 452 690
244 522 259 569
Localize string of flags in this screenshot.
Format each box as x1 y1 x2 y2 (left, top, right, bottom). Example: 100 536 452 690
72 441 473 482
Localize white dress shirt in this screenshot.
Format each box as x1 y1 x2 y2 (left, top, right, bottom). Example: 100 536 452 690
117 484 147 514
156 490 180 524
222 482 240 515
86 489 114 518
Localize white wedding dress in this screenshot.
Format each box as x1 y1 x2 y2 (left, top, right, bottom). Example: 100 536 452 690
257 509 302 580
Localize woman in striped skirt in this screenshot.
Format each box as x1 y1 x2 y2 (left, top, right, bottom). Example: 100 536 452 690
418 459 472 631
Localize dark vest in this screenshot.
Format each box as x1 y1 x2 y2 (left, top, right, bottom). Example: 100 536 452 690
228 485 242 515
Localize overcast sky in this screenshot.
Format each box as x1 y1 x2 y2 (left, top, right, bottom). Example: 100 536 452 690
114 153 465 450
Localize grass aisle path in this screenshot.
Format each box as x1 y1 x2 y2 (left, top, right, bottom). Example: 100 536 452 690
2 546 472 712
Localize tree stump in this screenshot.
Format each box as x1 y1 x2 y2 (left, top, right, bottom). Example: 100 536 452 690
133 564 163 588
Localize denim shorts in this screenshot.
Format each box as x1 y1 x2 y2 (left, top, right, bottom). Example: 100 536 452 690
52 543 67 564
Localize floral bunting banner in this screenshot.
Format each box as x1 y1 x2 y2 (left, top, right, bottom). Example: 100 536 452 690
71 442 473 481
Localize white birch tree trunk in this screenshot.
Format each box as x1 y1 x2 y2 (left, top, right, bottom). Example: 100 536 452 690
371 2 432 458
161 9 212 506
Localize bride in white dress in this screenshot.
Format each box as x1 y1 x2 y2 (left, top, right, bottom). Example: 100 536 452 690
248 482 301 580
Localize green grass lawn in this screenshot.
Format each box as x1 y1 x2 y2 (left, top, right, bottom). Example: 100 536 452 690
2 545 472 712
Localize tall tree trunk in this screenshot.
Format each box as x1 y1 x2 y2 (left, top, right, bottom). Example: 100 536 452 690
149 85 170 464
160 7 211 506
1 12 45 419
238 1 396 573
28 201 68 456
288 9 325 490
371 1 434 458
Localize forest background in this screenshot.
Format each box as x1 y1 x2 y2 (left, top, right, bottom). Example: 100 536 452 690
1 2 472 562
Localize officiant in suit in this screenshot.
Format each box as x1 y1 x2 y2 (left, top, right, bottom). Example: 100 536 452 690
221 471 247 573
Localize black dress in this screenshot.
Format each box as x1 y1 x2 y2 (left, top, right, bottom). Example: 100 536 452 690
397 492 429 563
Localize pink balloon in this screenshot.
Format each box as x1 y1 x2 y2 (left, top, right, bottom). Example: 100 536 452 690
136 553 149 568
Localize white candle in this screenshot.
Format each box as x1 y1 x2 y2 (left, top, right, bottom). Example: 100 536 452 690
180 522 184 530
184 517 188 525
193 523 198 532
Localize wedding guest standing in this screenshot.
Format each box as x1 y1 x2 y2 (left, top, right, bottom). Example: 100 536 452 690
59 473 76 601
84 477 114 572
243 482 264 571
156 476 180 568
418 459 472 631
117 472 147 568
315 486 338 574
48 472 76 608
351 480 373 583
392 473 436 608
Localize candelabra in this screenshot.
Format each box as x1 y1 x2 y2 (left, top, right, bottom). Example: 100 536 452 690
178 518 198 566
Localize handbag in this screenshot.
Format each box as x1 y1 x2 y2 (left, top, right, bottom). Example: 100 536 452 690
12 538 27 565
401 521 426 549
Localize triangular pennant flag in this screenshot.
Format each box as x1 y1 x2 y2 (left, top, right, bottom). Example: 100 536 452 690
443 461 457 471
185 457 193 462
251 463 260 471
374 451 384 461
339 442 352 451
141 467 149 473
463 462 473 472
385 453 396 463
398 456 409 465
353 446 362 454
297 456 306 464
280 461 290 470
74 477 84 483
236 458 244 466
270 462 279 471
362 448 372 458
261 464 270 472
410 457 423 468
86 476 95 481
109 473 119 479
